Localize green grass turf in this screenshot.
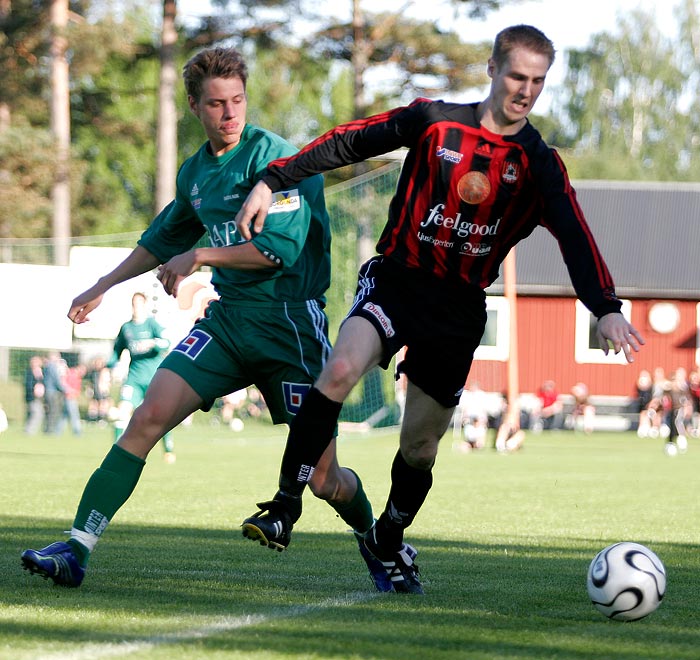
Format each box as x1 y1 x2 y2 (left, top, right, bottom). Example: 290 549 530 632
1 421 699 659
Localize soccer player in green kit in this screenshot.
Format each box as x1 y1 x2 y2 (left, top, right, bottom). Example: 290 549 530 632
108 291 174 461
21 47 390 590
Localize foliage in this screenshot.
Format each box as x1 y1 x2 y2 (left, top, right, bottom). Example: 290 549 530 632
243 45 335 144
552 4 700 182
0 123 56 239
0 0 52 126
0 1 167 238
2 0 700 243
309 12 491 113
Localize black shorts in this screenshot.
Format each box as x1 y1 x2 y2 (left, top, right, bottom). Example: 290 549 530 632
344 256 486 408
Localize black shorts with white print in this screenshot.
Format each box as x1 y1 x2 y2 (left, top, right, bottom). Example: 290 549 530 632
344 256 486 408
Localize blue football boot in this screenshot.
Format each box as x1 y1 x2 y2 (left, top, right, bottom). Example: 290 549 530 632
21 541 85 587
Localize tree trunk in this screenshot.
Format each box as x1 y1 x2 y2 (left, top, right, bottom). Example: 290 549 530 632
352 0 373 263
50 0 71 266
155 0 178 214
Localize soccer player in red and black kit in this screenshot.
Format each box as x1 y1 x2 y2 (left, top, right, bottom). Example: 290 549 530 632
235 24 645 594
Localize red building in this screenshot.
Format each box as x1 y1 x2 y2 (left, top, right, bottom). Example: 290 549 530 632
468 180 700 399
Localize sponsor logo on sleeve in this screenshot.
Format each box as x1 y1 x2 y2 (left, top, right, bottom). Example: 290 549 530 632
436 146 464 164
268 189 301 214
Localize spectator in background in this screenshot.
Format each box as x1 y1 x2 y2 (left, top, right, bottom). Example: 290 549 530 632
85 356 112 426
0 403 7 434
688 370 700 438
645 368 671 439
24 355 46 435
455 381 490 452
634 369 654 437
43 351 67 435
665 368 690 454
534 380 564 431
494 392 526 453
245 386 267 419
220 388 248 430
61 363 86 436
570 382 595 434
220 386 269 431
651 366 668 400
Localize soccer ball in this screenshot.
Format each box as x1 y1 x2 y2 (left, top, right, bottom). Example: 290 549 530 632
587 542 666 621
230 417 245 432
664 442 678 457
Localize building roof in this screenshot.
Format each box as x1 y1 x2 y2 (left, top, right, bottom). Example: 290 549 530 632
488 180 700 300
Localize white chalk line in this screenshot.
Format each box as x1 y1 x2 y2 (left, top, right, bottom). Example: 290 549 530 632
31 591 377 660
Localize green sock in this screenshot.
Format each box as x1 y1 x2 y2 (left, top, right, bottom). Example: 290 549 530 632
70 444 146 564
328 469 374 535
162 432 174 453
113 422 125 443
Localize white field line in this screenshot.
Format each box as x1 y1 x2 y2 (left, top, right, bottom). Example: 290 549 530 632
32 591 377 660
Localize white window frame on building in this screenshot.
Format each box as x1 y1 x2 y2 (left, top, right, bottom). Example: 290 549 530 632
474 296 510 362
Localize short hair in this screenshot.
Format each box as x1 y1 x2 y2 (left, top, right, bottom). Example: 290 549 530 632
132 292 146 303
182 47 248 102
491 25 555 69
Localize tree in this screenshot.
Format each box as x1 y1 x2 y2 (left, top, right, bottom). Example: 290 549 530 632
155 0 178 215
183 0 510 137
0 1 169 241
50 0 71 265
65 2 165 235
311 9 491 118
0 0 544 245
553 7 697 181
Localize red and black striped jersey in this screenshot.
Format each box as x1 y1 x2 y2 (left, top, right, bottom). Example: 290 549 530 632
262 99 621 318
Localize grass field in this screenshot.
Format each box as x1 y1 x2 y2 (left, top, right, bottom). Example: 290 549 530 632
2 421 699 660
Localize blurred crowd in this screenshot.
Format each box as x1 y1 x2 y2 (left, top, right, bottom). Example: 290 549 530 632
633 367 700 451
22 352 268 436
453 366 700 454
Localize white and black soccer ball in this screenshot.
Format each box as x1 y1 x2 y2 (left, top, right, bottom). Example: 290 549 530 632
587 542 666 621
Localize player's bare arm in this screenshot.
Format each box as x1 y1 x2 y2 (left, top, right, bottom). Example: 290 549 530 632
68 286 106 325
235 180 273 240
157 242 280 297
596 312 645 363
68 246 160 324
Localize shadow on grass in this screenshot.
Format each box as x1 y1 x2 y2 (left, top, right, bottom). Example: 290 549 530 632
2 517 699 659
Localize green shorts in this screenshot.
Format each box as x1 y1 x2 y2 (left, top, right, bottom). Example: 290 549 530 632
119 381 149 408
159 298 332 424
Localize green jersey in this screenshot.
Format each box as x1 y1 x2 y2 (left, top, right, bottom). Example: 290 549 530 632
109 317 170 387
138 124 331 304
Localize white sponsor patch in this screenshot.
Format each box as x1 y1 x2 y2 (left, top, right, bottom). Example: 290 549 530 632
363 302 395 338
268 189 301 214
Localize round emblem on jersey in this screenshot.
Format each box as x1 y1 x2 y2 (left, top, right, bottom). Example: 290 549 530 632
457 171 491 204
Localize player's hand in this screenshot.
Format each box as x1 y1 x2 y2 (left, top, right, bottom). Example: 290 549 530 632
157 251 199 297
130 339 156 354
68 286 105 324
596 312 645 363
235 180 273 240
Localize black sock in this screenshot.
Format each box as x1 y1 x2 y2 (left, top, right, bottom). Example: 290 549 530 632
377 450 433 549
278 387 342 498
